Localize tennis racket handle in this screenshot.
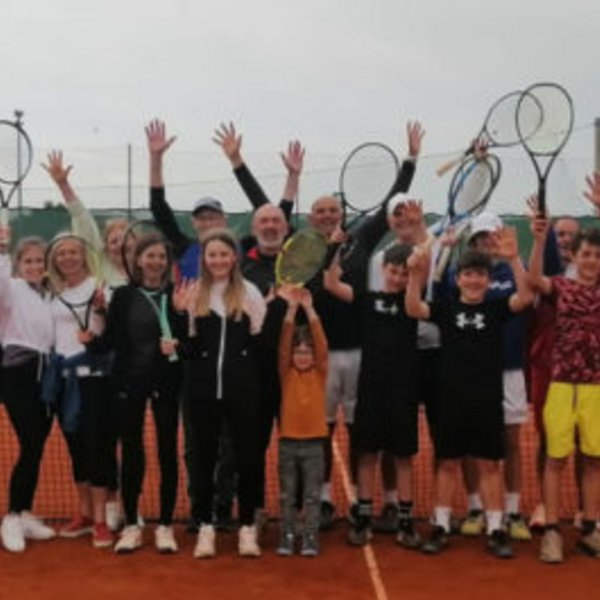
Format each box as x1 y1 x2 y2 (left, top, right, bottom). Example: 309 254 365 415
537 182 546 216
0 207 8 228
436 156 463 177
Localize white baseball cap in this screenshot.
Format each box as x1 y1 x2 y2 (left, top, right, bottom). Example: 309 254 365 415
387 193 409 216
468 211 503 241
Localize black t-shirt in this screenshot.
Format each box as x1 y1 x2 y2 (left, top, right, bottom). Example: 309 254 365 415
429 297 511 401
358 291 417 381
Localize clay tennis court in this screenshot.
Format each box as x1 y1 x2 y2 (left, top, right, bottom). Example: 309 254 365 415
1 407 599 599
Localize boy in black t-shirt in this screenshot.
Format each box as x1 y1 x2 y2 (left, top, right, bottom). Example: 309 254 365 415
324 244 420 549
405 227 531 559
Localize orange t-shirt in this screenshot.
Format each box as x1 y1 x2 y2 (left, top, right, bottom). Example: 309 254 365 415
278 317 328 439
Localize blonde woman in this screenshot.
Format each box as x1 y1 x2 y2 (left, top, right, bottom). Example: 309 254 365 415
168 229 266 559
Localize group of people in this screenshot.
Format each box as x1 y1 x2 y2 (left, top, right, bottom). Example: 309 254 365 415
0 118 599 566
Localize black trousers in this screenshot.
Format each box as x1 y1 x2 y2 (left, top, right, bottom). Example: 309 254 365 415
2 360 53 513
60 376 115 488
189 396 262 526
115 381 179 526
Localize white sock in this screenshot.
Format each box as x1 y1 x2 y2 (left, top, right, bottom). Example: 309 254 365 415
486 510 504 535
433 507 452 533
349 485 357 503
504 492 520 516
468 493 483 512
384 490 398 505
321 483 332 503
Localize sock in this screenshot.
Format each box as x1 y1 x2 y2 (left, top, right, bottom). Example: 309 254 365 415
320 483 332 503
486 510 503 535
399 500 413 521
468 494 483 512
384 490 398 505
581 520 596 536
356 499 373 529
433 506 451 533
504 492 520 517
349 485 358 504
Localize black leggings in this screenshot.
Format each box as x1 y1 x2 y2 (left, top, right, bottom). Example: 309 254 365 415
61 376 115 488
2 361 53 513
189 398 262 526
116 384 179 526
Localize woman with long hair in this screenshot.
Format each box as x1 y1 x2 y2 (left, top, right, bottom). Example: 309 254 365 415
84 233 184 553
169 228 266 558
0 228 56 553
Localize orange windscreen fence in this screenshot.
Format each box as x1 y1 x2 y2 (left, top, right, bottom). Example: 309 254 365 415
0 405 580 521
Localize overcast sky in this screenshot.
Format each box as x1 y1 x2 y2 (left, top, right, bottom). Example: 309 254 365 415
2 0 599 215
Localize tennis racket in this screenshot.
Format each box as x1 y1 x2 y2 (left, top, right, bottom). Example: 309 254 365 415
138 287 178 363
338 142 400 230
45 233 103 331
516 82 574 215
0 117 34 228
429 153 502 280
436 90 543 177
275 228 329 286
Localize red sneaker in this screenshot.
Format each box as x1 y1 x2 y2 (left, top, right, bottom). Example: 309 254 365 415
92 522 114 549
59 515 94 538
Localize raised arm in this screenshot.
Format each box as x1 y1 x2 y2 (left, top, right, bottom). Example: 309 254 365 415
583 172 600 215
323 258 354 303
279 140 305 221
42 151 104 253
299 288 328 374
528 211 553 296
278 288 299 378
146 119 176 188
492 226 533 312
405 246 431 320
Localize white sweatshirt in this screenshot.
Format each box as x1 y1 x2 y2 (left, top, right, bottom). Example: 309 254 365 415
0 255 54 354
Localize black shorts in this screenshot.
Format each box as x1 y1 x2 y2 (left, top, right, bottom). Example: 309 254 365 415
417 348 441 441
434 389 505 461
352 375 418 458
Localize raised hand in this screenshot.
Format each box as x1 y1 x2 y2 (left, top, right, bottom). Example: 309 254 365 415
407 245 429 272
298 287 314 311
280 140 305 176
473 138 489 160
403 199 424 227
213 122 243 167
583 172 600 213
41 150 72 186
491 226 519 260
0 224 11 249
145 119 176 156
172 279 196 312
407 121 425 158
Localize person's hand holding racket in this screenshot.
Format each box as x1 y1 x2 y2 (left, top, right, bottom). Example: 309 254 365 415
491 226 520 261
213 122 243 168
160 338 179 357
0 223 11 250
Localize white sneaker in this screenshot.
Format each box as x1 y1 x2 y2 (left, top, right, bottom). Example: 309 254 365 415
114 525 143 554
194 524 216 559
1 514 25 553
238 525 261 557
20 512 56 540
105 501 123 532
155 525 178 554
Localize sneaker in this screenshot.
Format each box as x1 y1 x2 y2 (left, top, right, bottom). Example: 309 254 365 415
396 518 422 549
486 529 514 559
114 525 143 554
194 525 216 559
1 514 25 553
276 532 295 557
529 503 546 532
319 501 335 531
238 525 261 557
300 534 320 557
59 515 94 538
105 501 123 532
577 529 600 557
507 514 532 541
155 525 178 554
373 503 400 534
92 523 114 549
421 526 449 555
460 510 485 536
347 523 372 546
20 512 56 541
539 529 564 563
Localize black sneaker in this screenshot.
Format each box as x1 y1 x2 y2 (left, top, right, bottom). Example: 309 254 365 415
421 526 449 555
396 518 422 549
486 529 514 559
319 501 335 531
373 503 400 533
347 522 372 546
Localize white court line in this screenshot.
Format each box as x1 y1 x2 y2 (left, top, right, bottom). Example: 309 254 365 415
332 439 389 600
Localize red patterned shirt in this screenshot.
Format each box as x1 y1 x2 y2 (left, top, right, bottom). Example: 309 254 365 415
550 276 600 383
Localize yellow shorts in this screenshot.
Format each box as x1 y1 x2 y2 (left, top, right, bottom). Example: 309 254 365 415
544 382 600 459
